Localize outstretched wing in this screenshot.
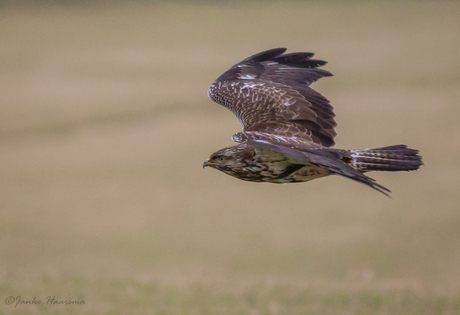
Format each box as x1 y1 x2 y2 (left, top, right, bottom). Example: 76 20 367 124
208 48 337 147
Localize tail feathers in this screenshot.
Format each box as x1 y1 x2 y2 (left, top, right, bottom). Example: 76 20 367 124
350 145 423 172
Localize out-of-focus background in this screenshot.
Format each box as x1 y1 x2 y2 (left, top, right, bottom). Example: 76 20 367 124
1 1 459 314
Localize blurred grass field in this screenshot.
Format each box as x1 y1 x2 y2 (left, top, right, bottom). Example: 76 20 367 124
1 1 460 314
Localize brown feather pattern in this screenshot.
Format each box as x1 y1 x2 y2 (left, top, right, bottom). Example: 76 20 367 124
208 48 336 147
205 48 423 196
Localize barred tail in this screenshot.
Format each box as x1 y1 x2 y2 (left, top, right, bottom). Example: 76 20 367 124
350 145 423 172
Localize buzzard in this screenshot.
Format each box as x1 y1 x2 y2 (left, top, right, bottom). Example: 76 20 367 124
203 48 423 196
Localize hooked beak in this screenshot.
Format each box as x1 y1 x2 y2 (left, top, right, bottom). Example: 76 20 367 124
203 158 211 169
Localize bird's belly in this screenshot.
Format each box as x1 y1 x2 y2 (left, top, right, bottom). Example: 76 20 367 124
269 164 330 183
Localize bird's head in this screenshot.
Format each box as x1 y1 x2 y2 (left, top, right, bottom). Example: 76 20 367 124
203 144 255 178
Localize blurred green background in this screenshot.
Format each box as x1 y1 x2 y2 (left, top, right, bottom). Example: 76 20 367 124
1 1 459 314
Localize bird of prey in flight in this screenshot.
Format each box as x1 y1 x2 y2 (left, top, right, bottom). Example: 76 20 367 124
203 48 422 196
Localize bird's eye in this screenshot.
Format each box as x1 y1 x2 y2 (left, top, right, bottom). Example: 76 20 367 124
219 157 225 161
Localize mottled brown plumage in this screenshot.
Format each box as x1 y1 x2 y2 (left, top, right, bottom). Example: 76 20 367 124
204 48 423 195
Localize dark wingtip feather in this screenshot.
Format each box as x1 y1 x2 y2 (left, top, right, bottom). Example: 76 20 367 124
243 49 330 69
370 181 392 197
305 59 327 67
276 52 316 59
242 48 287 63
271 53 329 69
